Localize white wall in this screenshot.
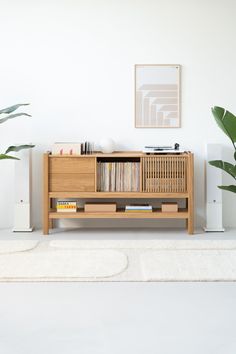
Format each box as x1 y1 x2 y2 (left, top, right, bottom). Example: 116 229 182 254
0 0 236 229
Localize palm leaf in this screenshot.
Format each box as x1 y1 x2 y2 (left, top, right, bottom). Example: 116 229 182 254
212 106 236 144
218 185 236 193
212 107 229 137
209 160 236 179
0 103 29 115
0 154 19 160
5 144 35 154
0 112 31 124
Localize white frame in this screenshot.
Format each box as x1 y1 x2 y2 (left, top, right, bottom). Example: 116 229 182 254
135 64 181 128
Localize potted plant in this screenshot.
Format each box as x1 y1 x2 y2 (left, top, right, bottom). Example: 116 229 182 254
0 103 34 160
209 106 236 193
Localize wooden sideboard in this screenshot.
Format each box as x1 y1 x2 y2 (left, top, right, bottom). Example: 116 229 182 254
43 151 194 235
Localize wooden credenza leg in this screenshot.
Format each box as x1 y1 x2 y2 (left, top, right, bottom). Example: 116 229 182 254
187 217 194 235
43 153 49 236
49 199 53 229
43 216 49 235
187 153 194 235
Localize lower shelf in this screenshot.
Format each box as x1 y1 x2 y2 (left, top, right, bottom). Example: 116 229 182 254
49 209 188 219
49 192 189 199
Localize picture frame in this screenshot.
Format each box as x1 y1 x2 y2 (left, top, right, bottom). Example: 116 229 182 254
135 64 181 128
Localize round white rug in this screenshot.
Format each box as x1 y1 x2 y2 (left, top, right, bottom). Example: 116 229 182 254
1 240 236 281
49 239 236 250
141 249 236 281
0 249 128 279
0 240 39 254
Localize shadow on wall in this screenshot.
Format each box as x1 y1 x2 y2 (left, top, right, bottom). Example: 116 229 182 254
32 146 46 229
222 146 236 228
194 152 205 229
198 145 236 230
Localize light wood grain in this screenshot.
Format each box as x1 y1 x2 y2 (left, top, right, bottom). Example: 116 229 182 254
49 210 188 219
94 157 97 192
140 157 143 192
49 192 189 199
142 155 187 193
187 153 194 235
49 151 190 158
43 154 49 235
50 157 95 174
50 173 95 192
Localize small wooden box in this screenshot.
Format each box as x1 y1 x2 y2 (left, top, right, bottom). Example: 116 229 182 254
84 203 117 212
161 202 178 212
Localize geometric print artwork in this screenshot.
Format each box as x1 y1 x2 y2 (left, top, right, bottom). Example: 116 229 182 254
135 65 180 128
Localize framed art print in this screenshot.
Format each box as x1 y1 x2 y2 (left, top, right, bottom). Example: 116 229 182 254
135 64 181 128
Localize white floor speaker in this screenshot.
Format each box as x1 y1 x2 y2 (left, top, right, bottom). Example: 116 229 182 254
13 147 33 232
204 144 224 232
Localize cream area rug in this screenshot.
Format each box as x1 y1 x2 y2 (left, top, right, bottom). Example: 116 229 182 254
0 240 39 254
1 239 236 281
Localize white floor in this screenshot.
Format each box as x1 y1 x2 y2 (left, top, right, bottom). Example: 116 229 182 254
0 228 236 354
0 226 236 240
1 283 236 354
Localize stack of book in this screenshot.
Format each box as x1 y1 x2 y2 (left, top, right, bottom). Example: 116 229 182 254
97 162 140 192
81 141 94 155
56 201 77 212
125 204 153 213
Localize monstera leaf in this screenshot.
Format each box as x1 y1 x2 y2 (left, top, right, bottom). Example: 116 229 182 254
0 154 19 160
0 103 31 124
5 144 35 154
0 103 29 115
212 106 236 145
209 160 236 179
0 103 34 161
209 107 236 194
218 185 236 194
0 112 31 124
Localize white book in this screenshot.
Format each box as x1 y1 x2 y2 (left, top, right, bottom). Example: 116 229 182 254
126 205 152 210
52 142 82 155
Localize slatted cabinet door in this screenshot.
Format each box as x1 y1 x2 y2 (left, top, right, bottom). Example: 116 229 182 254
141 155 187 193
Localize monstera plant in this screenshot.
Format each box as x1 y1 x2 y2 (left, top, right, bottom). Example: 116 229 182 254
0 103 34 160
209 106 236 193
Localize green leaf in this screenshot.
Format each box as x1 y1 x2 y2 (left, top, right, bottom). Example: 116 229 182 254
234 151 236 161
212 106 236 144
0 154 19 160
0 103 29 115
218 185 236 193
209 160 236 179
0 112 31 124
212 107 229 136
5 144 35 154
